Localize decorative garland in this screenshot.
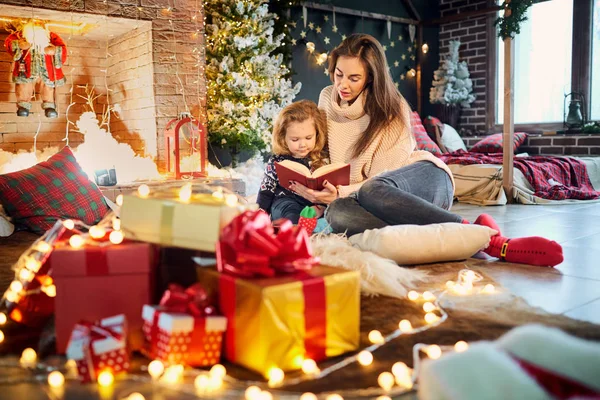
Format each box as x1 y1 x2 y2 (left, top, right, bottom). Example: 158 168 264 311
495 0 534 40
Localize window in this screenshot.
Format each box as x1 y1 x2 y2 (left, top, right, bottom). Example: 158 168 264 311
592 0 600 120
496 0 574 125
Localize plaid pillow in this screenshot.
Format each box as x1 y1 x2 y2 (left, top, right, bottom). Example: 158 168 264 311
470 132 528 153
0 146 110 234
410 112 443 156
423 116 444 142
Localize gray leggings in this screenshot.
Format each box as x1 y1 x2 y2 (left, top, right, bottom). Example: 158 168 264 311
325 161 463 236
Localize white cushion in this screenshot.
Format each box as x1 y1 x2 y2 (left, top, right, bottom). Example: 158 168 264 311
348 223 497 265
441 124 467 152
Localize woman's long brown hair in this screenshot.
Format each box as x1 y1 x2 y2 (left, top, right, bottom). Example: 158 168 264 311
328 34 407 159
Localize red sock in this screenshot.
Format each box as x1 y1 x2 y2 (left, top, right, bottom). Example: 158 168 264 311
474 214 501 236
461 219 470 225
484 235 563 267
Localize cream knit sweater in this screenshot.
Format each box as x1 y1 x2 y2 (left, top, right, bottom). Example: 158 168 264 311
318 85 454 198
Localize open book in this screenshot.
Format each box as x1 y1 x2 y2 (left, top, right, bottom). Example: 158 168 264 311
275 160 350 190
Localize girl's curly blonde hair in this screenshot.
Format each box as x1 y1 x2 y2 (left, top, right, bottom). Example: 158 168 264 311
272 100 328 169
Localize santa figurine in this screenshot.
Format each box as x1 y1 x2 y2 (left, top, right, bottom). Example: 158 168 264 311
4 21 67 118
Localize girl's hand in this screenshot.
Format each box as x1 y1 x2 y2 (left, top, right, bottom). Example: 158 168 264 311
289 180 338 205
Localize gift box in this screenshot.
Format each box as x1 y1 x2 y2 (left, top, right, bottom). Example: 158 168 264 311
119 188 242 252
142 305 227 366
197 265 360 376
66 314 130 383
53 242 156 353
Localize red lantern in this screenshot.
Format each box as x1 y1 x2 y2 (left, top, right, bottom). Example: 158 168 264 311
164 113 208 179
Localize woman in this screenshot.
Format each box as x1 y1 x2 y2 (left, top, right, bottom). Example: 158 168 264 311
289 34 563 267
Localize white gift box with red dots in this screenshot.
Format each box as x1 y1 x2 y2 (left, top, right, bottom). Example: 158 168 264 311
66 314 130 383
142 305 227 367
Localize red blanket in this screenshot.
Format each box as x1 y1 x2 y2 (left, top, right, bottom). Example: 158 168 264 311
439 150 600 201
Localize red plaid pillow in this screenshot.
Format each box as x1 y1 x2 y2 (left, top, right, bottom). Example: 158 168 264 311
0 146 110 234
470 132 528 153
410 112 443 156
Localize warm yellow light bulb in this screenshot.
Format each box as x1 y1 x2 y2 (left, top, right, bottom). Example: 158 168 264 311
481 284 495 294
422 43 429 54
109 230 124 245
25 257 41 272
21 348 37 364
422 291 436 301
454 340 469 352
267 367 284 386
398 319 413 332
212 190 224 200
138 184 150 197
161 365 181 384
48 370 65 387
392 361 409 379
36 241 52 253
225 194 238 207
377 396 392 400
378 371 395 391
179 183 193 203
97 370 114 386
357 350 373 366
42 284 56 298
194 375 209 391
9 280 23 293
326 395 343 400
423 301 436 313
5 290 18 303
425 312 439 324
69 235 85 249
115 194 123 206
0 313 6 325
464 270 476 282
127 393 145 400
452 283 467 295
244 385 262 400
209 364 226 379
407 290 419 301
63 220 75 230
300 393 318 400
112 217 121 231
306 41 315 53
148 360 164 379
446 280 455 288
89 225 106 239
368 330 385 344
0 330 4 343
19 268 34 282
258 391 273 400
301 358 319 374
426 345 442 359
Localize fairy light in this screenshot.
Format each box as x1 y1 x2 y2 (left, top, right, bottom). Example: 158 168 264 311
357 350 373 366
407 290 419 301
245 385 262 400
378 371 395 391
112 217 121 231
368 330 385 344
398 319 413 332
5 291 18 303
19 268 34 282
20 348 37 367
48 371 65 387
127 393 145 400
301 358 319 374
392 362 409 379
425 312 439 324
422 291 436 301
422 301 436 313
179 183 193 203
138 184 150 198
36 241 52 253
69 235 85 249
225 194 238 207
300 393 318 400
25 257 41 272
208 375 223 391
446 280 455 288
116 194 123 206
161 365 182 384
42 284 57 298
326 395 343 400
97 370 114 386
306 42 315 53
194 375 209 391
9 281 23 293
259 391 273 400
63 220 75 230
0 313 6 325
481 284 495 294
455 341 469 352
109 230 124 245
426 345 442 359
209 364 226 379
267 367 284 386
377 397 392 400
89 225 106 239
0 331 4 343
212 190 224 200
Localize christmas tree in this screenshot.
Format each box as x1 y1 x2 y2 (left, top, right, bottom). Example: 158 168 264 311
205 0 301 158
429 40 476 108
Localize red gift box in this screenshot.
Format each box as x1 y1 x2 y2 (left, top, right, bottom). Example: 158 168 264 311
66 314 130 383
53 242 156 353
142 305 227 366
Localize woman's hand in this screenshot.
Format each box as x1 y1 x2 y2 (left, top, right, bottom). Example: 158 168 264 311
289 180 338 205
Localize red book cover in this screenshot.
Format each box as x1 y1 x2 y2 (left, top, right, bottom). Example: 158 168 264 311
275 160 350 190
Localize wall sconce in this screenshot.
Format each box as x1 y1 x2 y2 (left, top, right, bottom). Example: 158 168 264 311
422 43 429 54
306 42 315 53
316 53 328 65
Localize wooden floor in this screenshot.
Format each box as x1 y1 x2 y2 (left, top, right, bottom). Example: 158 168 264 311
452 201 600 325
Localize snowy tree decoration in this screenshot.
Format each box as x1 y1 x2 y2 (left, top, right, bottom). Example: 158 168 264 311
429 40 476 108
205 0 301 156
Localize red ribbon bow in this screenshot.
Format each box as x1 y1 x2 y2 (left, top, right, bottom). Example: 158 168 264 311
159 283 210 317
75 319 124 342
216 210 319 278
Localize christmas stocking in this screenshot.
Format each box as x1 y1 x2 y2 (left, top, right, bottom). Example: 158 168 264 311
484 235 564 267
297 206 318 235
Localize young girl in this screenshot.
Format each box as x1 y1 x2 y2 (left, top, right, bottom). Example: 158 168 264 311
257 100 328 224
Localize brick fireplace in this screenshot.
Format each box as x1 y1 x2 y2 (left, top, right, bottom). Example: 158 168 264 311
0 0 205 171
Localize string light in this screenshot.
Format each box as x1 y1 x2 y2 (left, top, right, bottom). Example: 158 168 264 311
357 350 373 366
392 361 409 379
454 340 469 352
116 194 123 206
301 359 319 374
0 313 6 325
300 393 318 400
446 280 455 288
0 330 4 343
97 370 114 386
481 284 495 294
425 345 442 359
422 291 436 301
42 284 57 298
225 194 239 207
20 348 37 367
422 301 436 313
194 375 210 391
306 41 315 53
326 395 343 400
138 184 150 198
179 183 193 203
422 43 429 54
109 230 124 245
368 330 385 344
36 241 52 253
48 371 65 387
89 225 106 239
127 393 145 400
407 290 419 301
9 281 23 293
69 235 85 249
398 319 413 332
209 364 226 379
424 312 439 324
377 372 395 391
267 367 284 386
25 257 41 272
63 220 75 230
245 386 262 399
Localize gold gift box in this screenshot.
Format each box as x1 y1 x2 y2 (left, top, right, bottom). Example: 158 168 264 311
120 189 242 252
197 265 360 376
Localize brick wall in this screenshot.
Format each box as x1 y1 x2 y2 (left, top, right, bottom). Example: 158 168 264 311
438 0 490 134
464 134 600 156
0 0 206 171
